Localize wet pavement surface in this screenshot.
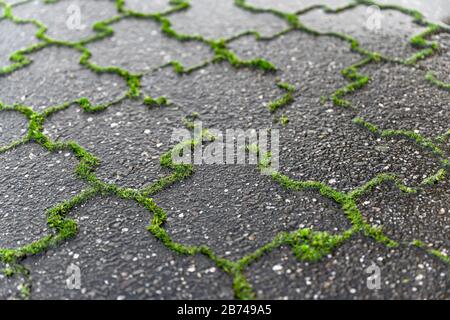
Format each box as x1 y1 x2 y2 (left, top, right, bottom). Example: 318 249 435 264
0 0 449 300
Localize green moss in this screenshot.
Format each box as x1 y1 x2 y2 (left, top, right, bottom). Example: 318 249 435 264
143 96 169 107
411 240 450 265
212 40 276 71
1 0 449 300
267 92 294 113
435 129 450 143
267 81 296 113
280 114 289 126
19 282 31 299
232 271 255 300
426 71 450 91
353 117 379 134
421 168 447 186
331 60 371 108
428 249 450 265
291 229 352 262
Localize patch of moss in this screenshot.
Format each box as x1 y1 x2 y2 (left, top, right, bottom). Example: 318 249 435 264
143 96 170 107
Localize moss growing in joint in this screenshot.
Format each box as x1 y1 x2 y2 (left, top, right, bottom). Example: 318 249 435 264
332 61 371 108
426 71 450 91
280 114 289 126
267 81 296 113
268 92 294 113
421 168 447 186
143 96 170 107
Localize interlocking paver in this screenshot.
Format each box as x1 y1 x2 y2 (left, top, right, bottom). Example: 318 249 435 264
167 0 288 40
244 236 449 299
421 32 450 87
377 0 450 25
141 63 283 129
0 0 448 300
0 143 86 249
278 111 443 192
12 0 118 42
153 165 351 260
358 180 450 252
247 0 352 13
0 46 127 111
0 110 28 147
345 63 450 138
86 18 213 74
228 31 361 95
0 19 38 68
44 99 186 189
22 196 234 299
121 0 174 14
299 5 427 60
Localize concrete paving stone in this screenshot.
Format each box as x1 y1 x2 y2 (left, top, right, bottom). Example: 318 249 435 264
153 164 351 261
2 0 26 4
377 0 450 26
421 32 450 86
278 109 442 193
0 46 127 111
23 196 234 299
167 0 289 40
142 44 442 193
0 143 87 249
142 63 283 130
244 236 449 299
358 180 450 252
228 31 361 97
0 265 28 300
246 0 352 13
0 0 448 300
12 0 118 43
299 5 428 60
44 98 188 189
86 17 213 74
0 110 28 147
121 0 173 14
0 19 38 68
346 63 450 138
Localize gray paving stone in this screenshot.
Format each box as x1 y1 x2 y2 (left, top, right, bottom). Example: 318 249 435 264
44 99 186 189
247 0 352 13
0 265 28 300
278 110 442 193
0 0 448 300
377 0 450 26
142 63 283 130
228 31 361 97
0 46 127 111
167 0 288 40
244 236 449 299
86 17 213 74
23 196 234 299
421 32 450 86
0 110 28 147
12 0 118 42
122 0 173 14
0 19 38 69
0 143 86 249
346 63 450 138
299 5 428 60
358 180 450 252
153 165 351 261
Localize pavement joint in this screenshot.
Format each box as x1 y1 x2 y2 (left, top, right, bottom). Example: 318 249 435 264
0 0 448 299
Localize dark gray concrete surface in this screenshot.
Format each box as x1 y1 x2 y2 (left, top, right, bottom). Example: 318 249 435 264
0 0 448 300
